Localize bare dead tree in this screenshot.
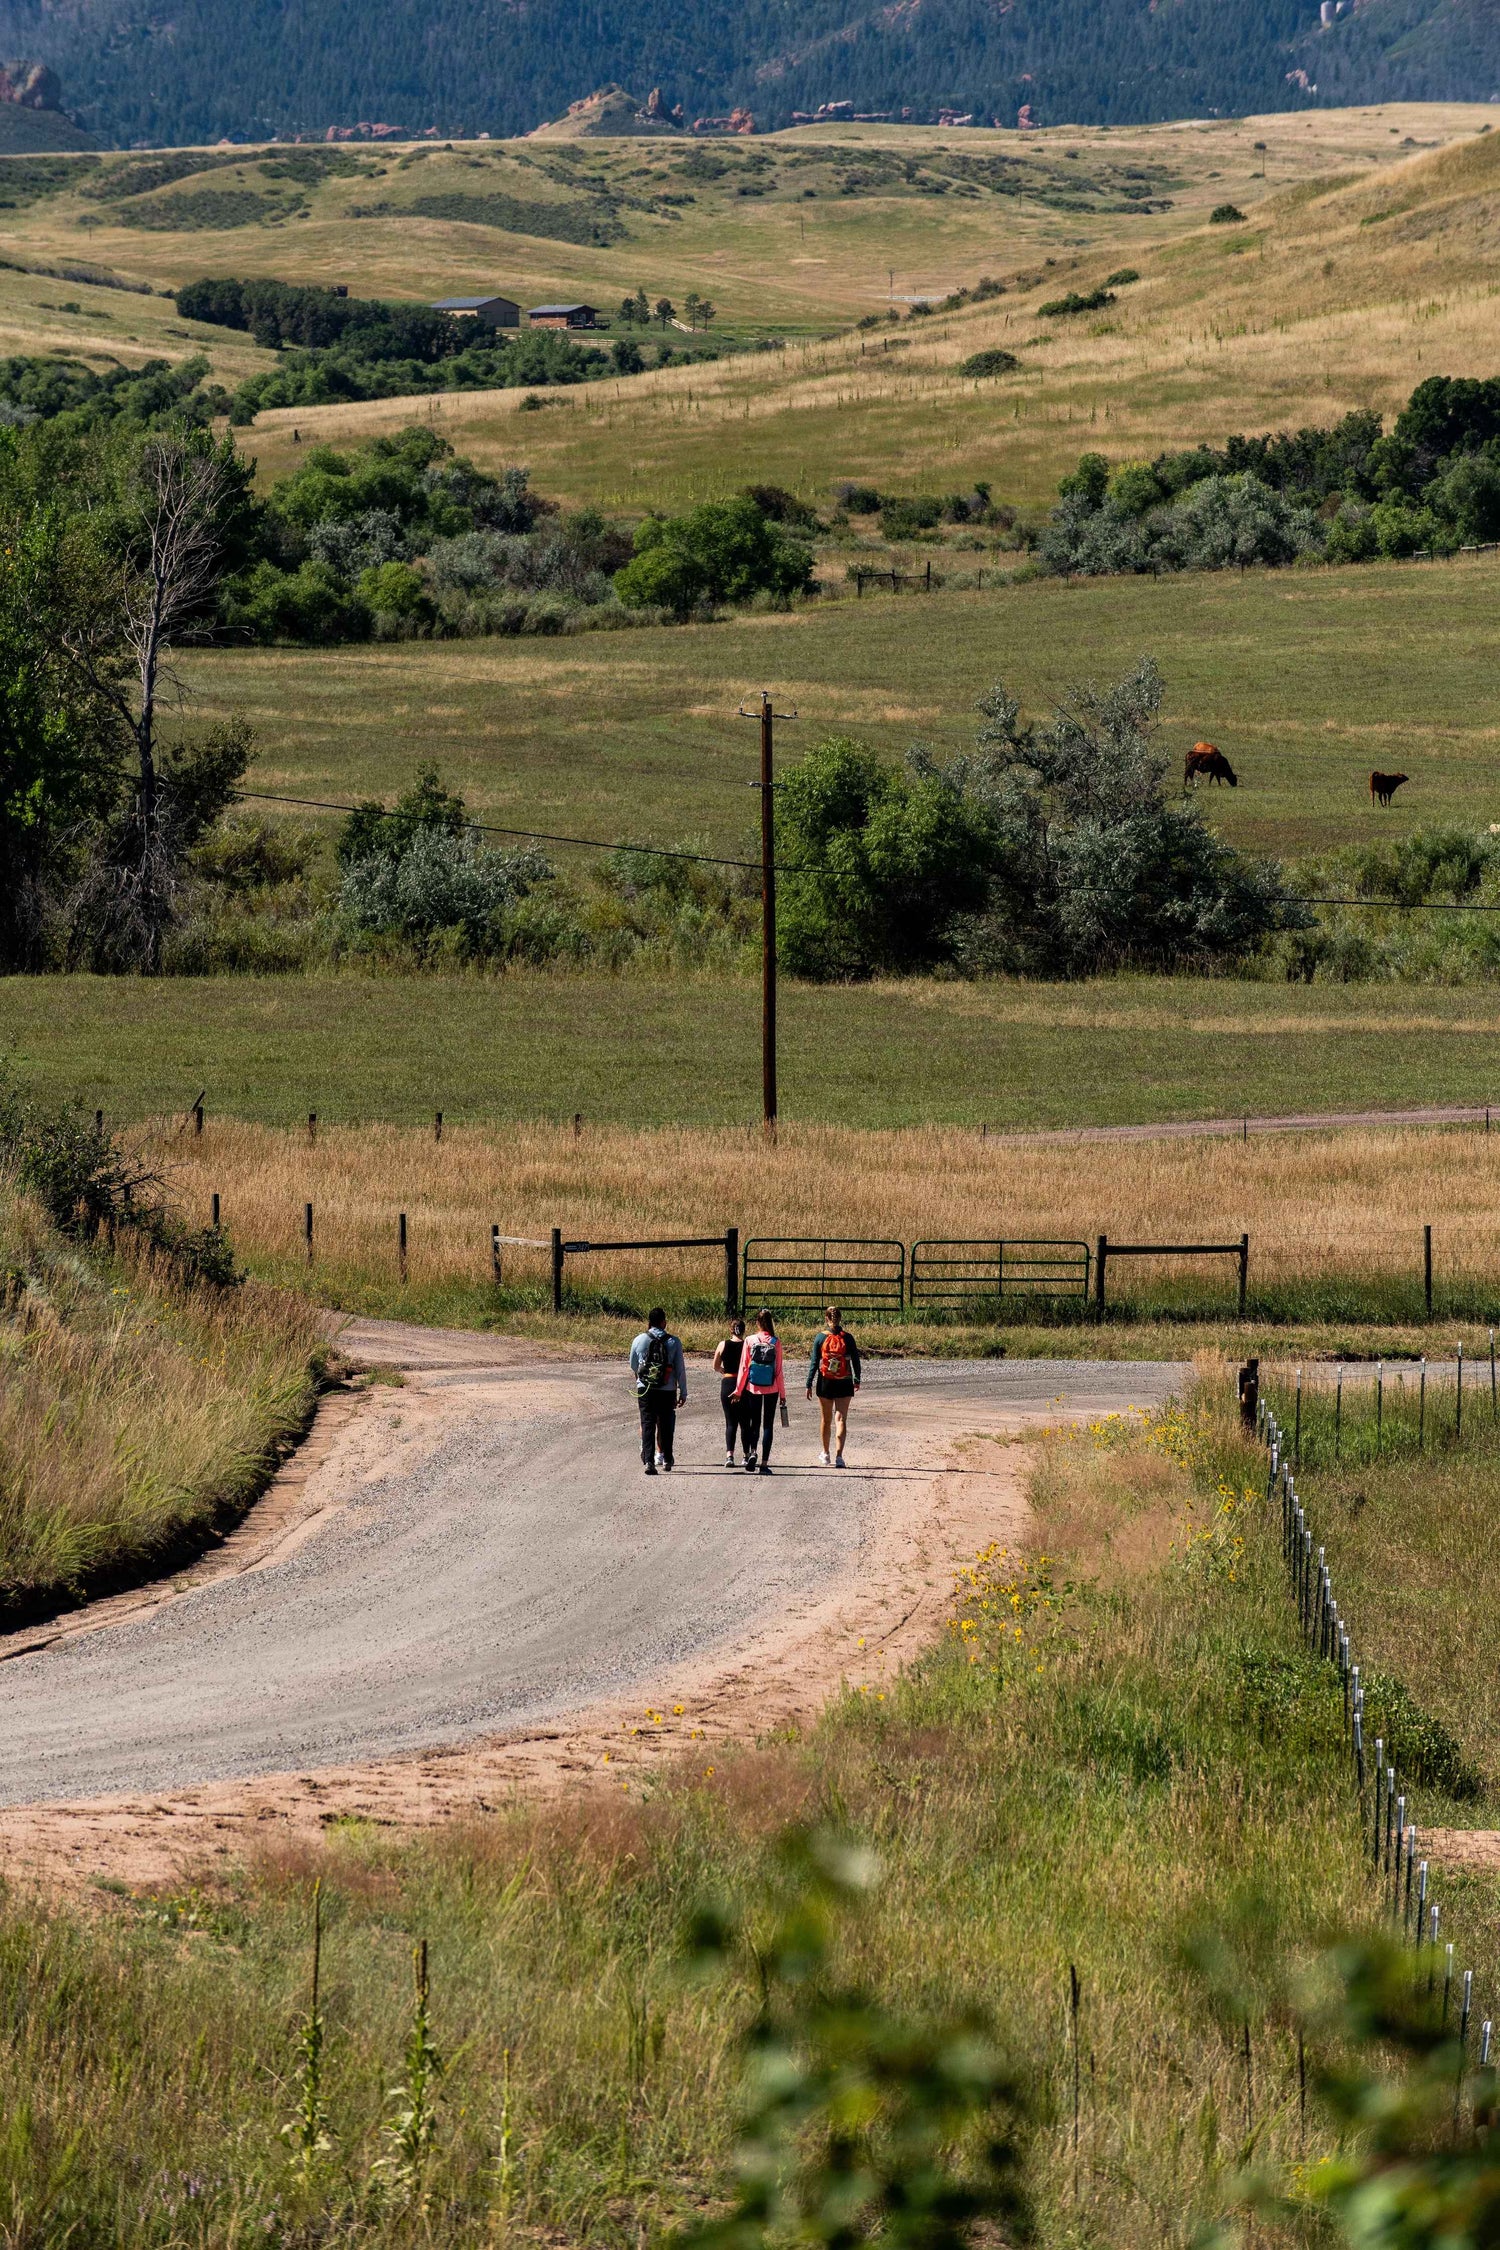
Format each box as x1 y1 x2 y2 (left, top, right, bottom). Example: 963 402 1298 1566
56 434 241 971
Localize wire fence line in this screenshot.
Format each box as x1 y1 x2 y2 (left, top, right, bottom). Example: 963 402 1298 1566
1256 1387 1490 2086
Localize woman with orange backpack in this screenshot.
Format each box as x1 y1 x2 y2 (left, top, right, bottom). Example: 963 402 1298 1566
732 1308 785 1475
805 1306 861 1467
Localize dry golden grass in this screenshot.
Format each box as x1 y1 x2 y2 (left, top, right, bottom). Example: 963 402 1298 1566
147 1114 1500 1321
0 103 1494 508
0 1190 327 1614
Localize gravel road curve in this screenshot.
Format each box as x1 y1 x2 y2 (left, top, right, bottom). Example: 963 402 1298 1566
0 1331 1187 1806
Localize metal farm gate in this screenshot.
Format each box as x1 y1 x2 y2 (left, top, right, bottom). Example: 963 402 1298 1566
740 1238 906 1320
908 1240 1092 1313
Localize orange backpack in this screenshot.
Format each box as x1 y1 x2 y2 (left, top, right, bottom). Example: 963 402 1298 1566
819 1330 851 1384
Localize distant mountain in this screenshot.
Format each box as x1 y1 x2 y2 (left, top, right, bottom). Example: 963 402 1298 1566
0 0 1496 149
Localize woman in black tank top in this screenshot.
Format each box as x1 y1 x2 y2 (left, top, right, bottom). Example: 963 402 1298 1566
713 1318 749 1467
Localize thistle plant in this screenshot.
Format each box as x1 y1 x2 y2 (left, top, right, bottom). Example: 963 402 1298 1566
372 1939 444 2208
282 1877 332 2182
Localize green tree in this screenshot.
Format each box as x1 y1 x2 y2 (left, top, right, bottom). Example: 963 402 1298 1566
683 290 703 330
15 422 254 970
654 296 677 328
613 496 814 616
0 504 122 969
775 735 998 979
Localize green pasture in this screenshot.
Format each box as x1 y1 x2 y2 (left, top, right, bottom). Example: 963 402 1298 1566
7 971 1500 1127
178 553 1500 863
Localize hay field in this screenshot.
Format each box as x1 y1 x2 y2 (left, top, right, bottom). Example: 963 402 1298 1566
178 547 1500 859
145 1114 1500 1327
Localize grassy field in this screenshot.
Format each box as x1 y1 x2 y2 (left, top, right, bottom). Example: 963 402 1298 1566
98 1110 1500 1353
10 974 1500 1132
178 550 1500 861
0 1402 1462 2249
0 1187 326 1617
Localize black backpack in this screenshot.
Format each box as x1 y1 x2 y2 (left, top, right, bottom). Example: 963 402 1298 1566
636 1333 671 1395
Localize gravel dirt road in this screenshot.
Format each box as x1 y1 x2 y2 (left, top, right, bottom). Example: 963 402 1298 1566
0 1325 1188 1883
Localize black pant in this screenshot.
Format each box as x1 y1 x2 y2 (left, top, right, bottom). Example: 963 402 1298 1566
722 1381 755 1456
639 1391 677 1467
743 1393 776 1463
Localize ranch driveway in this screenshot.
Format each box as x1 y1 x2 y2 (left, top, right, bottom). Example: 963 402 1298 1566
0 1329 1187 1888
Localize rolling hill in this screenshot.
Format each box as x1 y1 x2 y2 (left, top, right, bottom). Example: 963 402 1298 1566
0 0 1499 149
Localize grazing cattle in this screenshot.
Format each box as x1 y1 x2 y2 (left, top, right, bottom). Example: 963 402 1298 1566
1184 741 1238 788
1369 770 1409 807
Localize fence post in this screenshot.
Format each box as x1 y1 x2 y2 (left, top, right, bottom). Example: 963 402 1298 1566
193 1098 204 1137
211 1192 220 1230
308 1111 317 1145
304 1202 314 1264
95 1109 104 1135
1094 1234 1107 1317
551 1226 563 1314
1239 1232 1249 1317
1424 1223 1433 1318
925 559 932 591
724 1227 739 1316
491 1224 502 1284
399 1211 408 1283
434 1111 443 1144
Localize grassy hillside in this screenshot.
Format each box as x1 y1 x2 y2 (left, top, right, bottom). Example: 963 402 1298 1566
176 551 1500 862
0 103 1490 510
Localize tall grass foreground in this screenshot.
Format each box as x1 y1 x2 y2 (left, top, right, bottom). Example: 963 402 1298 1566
0 1189 327 1614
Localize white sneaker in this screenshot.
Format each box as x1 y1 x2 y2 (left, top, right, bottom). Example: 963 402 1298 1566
725 1451 735 1468
655 1451 666 1469
819 1450 830 1466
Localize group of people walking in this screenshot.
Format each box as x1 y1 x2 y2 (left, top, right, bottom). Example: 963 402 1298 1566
628 1306 861 1476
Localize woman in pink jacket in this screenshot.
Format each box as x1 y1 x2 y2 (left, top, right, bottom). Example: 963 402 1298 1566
732 1308 784 1475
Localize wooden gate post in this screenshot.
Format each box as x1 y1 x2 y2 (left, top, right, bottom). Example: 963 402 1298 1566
491 1224 502 1284
1239 1233 1249 1318
399 1211 408 1284
1094 1234 1108 1317
551 1226 564 1314
1424 1223 1433 1318
724 1227 739 1316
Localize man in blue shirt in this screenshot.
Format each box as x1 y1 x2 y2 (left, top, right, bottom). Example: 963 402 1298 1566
629 1307 688 1475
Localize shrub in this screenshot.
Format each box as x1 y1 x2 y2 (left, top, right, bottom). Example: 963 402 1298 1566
1209 202 1246 224
959 348 1019 377
341 829 550 956
740 482 819 528
1037 287 1115 317
222 559 371 644
356 559 435 627
832 481 881 513
879 494 943 538
614 496 814 616
1104 267 1140 285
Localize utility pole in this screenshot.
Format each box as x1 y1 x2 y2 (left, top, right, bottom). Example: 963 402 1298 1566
739 690 797 1138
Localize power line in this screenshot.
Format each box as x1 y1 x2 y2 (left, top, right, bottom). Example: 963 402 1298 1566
236 791 1500 913
235 789 761 870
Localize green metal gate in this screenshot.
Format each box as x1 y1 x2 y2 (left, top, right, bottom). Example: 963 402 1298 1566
740 1238 906 1319
909 1240 1092 1312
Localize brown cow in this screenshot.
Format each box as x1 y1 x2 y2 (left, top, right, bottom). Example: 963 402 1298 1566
1185 741 1238 788
1370 771 1409 806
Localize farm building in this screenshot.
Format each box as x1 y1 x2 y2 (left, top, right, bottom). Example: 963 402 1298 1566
430 294 521 328
528 302 600 329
